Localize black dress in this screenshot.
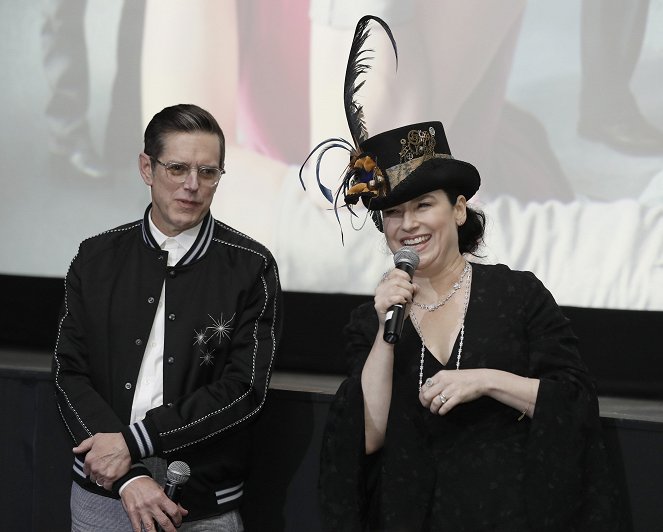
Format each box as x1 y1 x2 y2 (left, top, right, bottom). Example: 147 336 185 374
320 263 622 531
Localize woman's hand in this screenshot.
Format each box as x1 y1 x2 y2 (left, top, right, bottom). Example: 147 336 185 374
419 369 487 415
374 268 417 327
419 369 539 419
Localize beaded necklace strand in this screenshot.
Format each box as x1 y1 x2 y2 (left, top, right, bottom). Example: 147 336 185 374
412 263 472 391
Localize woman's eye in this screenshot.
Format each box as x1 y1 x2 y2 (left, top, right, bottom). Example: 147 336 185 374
418 202 431 209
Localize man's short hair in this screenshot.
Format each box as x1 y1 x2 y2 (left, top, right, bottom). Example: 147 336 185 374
144 104 226 167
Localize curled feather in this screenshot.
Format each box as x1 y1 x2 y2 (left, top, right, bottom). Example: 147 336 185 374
345 15 398 147
299 137 354 202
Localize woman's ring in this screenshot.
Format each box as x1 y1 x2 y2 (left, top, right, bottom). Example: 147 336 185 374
95 479 103 487
425 378 434 388
438 394 448 405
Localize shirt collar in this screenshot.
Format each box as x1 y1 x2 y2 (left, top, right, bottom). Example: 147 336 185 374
148 213 203 253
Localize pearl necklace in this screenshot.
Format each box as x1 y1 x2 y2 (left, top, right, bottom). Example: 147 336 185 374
412 262 471 311
413 263 472 391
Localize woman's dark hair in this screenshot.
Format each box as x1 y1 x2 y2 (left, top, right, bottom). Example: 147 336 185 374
444 190 486 256
143 104 225 167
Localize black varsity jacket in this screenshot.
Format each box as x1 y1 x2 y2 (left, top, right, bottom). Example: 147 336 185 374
53 206 282 520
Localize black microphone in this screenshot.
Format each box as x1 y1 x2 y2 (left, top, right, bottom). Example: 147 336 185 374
156 461 191 531
383 247 420 344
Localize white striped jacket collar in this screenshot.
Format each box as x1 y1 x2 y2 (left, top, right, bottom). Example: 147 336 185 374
141 204 215 267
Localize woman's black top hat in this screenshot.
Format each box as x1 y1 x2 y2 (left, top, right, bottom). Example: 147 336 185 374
359 121 480 211
300 16 481 235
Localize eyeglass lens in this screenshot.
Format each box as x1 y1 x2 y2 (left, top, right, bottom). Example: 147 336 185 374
162 161 222 185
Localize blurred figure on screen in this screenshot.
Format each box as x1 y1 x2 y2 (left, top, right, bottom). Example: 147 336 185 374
138 1 663 310
308 0 574 204
53 104 281 531
578 0 663 156
40 0 145 179
140 0 571 204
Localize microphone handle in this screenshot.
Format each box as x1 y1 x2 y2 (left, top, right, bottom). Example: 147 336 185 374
164 481 183 504
383 303 406 344
383 262 416 344
155 482 183 532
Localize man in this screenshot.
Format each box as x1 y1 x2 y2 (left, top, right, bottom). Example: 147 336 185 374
53 104 282 531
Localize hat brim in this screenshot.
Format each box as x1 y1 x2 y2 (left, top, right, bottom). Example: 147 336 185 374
366 157 481 211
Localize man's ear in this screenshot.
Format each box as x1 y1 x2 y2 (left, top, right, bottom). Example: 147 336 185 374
138 153 154 186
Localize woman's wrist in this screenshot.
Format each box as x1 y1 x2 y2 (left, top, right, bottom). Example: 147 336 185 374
477 368 494 397
374 325 393 347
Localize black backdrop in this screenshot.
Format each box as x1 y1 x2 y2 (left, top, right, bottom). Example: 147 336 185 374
2 274 662 398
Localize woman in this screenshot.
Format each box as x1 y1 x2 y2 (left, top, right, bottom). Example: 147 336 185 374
318 121 621 531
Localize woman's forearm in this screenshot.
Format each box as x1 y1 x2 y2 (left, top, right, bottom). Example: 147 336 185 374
481 369 539 419
361 327 395 453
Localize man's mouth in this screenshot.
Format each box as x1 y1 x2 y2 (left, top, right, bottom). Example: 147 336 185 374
176 199 199 207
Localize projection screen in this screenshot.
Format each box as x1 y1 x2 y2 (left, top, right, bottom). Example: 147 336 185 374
1 0 661 311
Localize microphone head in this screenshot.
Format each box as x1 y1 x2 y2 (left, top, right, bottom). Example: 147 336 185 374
393 247 420 270
166 461 191 486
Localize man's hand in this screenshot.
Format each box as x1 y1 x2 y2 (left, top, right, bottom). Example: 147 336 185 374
73 432 131 487
121 477 188 532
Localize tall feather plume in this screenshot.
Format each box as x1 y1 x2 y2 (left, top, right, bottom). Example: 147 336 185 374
344 15 398 147
299 15 398 244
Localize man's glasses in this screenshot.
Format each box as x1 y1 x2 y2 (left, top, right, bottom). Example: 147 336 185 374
151 157 225 187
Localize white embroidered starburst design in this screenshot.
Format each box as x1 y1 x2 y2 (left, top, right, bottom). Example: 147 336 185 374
193 328 207 346
199 348 215 366
207 313 235 344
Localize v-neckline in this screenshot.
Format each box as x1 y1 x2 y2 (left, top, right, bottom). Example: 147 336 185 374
408 274 474 369
424 328 462 368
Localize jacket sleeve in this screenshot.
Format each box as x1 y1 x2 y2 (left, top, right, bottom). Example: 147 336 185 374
52 247 127 443
319 302 379 532
121 251 283 460
520 272 621 531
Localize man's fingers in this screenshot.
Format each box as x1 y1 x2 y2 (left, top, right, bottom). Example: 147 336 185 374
72 436 93 454
152 510 178 532
140 512 156 531
127 511 143 532
177 503 189 517
157 515 176 531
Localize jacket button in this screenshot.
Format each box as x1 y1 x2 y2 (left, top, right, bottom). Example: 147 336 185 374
125 382 132 390
135 338 143 346
147 297 155 304
167 357 175 364
166 402 174 407
168 313 176 321
168 270 177 278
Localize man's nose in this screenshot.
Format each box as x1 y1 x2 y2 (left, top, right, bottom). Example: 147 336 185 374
182 169 200 190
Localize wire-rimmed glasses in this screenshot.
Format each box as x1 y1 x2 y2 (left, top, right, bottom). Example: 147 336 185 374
151 157 225 187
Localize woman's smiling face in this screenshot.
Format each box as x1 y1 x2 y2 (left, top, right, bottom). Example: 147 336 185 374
382 190 467 272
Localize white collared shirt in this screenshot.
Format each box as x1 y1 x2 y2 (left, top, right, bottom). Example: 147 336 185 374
129 216 202 424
